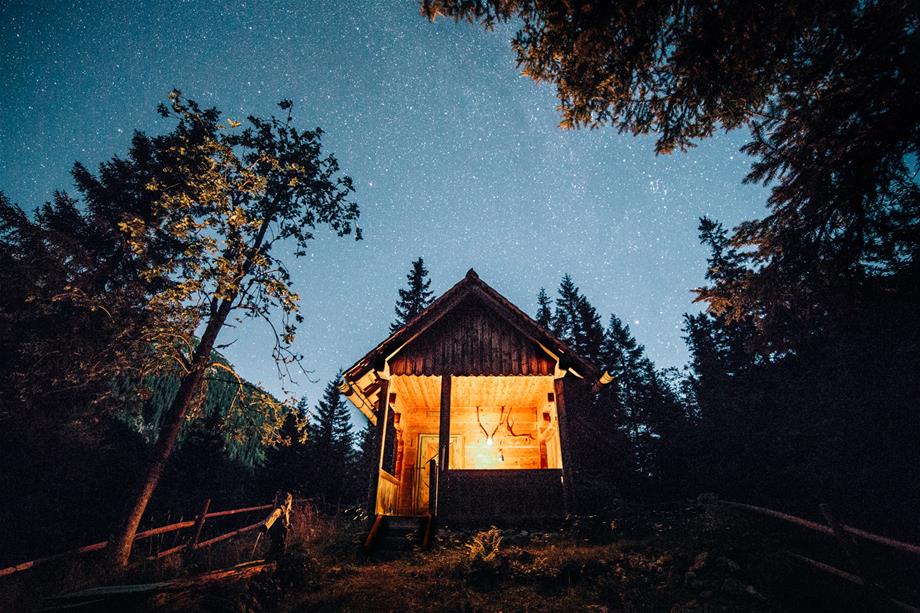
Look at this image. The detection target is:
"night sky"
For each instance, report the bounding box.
[1,1,768,420]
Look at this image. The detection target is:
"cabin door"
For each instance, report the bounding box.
[413,434,462,515]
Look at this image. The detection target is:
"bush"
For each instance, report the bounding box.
[464,526,502,562]
[462,527,508,591]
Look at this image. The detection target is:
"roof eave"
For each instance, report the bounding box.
[341,268,599,391]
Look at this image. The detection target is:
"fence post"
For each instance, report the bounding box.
[819,503,885,610]
[191,498,211,548]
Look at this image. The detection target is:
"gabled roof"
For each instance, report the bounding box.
[342,269,597,412]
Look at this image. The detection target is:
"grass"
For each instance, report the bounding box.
[6,499,918,611]
[272,501,790,612]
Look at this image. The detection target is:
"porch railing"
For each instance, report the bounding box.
[440,469,564,520]
[406,459,440,516]
[375,470,399,515]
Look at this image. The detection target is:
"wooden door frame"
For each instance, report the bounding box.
[414,433,463,515]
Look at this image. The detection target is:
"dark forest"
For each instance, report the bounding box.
[1,1,918,611]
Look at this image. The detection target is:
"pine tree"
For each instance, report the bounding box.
[390,257,434,333]
[550,275,604,362]
[573,294,604,365]
[356,420,375,468]
[308,373,354,454]
[305,373,356,506]
[535,287,552,328]
[598,313,688,481]
[601,314,648,434]
[551,274,579,343]
[538,273,689,494]
[350,420,377,502]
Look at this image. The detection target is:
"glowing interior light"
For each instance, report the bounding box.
[486,436,493,446]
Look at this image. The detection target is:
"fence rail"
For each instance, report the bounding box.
[0,498,295,579]
[719,499,920,556]
[718,498,920,612]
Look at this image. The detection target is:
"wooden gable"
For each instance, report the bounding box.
[388,295,555,377]
[343,270,599,422]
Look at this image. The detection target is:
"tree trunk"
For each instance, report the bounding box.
[108,300,233,569]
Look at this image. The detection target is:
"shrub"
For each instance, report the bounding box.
[464,526,502,562]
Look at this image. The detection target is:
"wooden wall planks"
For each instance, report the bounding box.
[389,297,555,376]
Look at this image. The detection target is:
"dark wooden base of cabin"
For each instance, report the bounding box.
[438,469,565,526]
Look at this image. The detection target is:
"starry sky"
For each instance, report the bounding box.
[1,0,769,420]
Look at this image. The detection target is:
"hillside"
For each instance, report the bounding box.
[27,500,918,612]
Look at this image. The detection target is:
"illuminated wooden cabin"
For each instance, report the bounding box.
[341,269,605,527]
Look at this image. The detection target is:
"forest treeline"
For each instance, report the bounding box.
[529,255,920,540]
[1,0,919,567]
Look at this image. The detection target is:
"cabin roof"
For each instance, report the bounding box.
[342,269,598,420]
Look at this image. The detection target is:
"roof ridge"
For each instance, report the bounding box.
[342,270,597,382]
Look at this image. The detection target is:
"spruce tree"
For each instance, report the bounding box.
[390,257,434,333]
[350,420,377,502]
[602,316,646,385]
[601,314,648,436]
[535,287,552,328]
[306,373,355,506]
[551,274,579,343]
[599,313,684,480]
[549,275,604,362]
[308,373,354,454]
[573,294,605,365]
[539,273,689,493]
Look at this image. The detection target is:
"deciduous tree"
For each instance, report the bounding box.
[108,91,361,567]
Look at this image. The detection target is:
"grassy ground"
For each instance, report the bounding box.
[274,503,785,613]
[142,500,815,612]
[7,500,918,612]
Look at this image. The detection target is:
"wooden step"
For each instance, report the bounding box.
[378,534,416,551]
[363,515,433,556]
[387,516,423,531]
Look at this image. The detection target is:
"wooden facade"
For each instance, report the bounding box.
[341,269,601,525]
[388,297,556,376]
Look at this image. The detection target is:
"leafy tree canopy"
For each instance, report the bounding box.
[105,90,361,566]
[425,0,920,348]
[0,127,184,427]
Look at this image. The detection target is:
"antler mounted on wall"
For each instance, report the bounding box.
[476,405,506,446]
[505,408,534,440]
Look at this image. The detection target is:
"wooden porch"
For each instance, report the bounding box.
[371,374,566,520]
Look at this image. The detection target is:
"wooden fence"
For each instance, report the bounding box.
[0,498,292,579]
[718,499,920,612]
